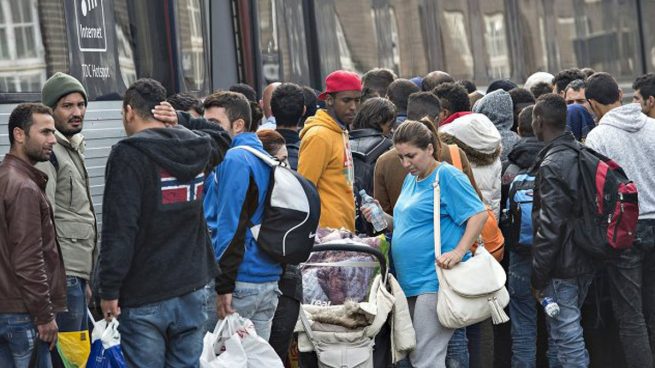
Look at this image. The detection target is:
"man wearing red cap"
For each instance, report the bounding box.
[298,70,362,232]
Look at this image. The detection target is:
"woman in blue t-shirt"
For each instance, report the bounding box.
[363,119,487,368]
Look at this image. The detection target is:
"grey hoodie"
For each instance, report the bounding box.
[585,103,655,219]
[473,89,520,162]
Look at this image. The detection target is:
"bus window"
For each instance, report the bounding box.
[114,0,137,89]
[311,1,376,78]
[256,0,310,86]
[174,0,210,94]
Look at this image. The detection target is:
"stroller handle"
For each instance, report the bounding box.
[310,243,387,277]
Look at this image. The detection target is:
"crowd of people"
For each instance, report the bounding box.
[0,64,654,368]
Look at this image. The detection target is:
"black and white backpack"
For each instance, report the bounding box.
[235,146,321,264]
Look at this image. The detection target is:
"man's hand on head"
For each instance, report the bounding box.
[152,101,178,127]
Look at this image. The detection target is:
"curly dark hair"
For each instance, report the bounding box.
[433,82,470,113]
[633,73,655,100]
[386,79,420,113]
[123,78,167,119]
[534,93,567,131]
[271,83,305,128]
[530,82,553,99]
[167,93,203,116]
[457,80,477,93]
[229,83,257,102]
[552,68,586,94]
[517,105,534,137]
[301,86,319,124]
[509,88,535,106]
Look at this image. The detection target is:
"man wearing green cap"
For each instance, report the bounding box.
[37,72,97,367]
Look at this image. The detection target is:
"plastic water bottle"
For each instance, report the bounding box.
[359,190,388,232]
[540,297,560,318]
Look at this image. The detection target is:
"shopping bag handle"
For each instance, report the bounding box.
[87,308,98,329]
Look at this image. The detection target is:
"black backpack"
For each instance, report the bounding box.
[351,136,392,235]
[235,146,321,264]
[351,137,392,196]
[556,143,639,259]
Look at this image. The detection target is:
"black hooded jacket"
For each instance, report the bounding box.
[501,136,545,210]
[507,137,545,171]
[98,126,219,307]
[530,133,596,290]
[177,111,232,171]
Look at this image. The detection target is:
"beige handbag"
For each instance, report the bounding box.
[433,167,510,329]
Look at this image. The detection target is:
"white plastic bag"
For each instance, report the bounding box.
[199,314,283,368]
[87,310,127,368]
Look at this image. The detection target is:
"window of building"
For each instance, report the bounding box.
[0,0,46,93]
[442,11,474,77]
[484,13,510,79]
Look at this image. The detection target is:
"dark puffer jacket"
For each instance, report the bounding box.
[530,133,596,290]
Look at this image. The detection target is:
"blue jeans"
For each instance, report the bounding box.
[118,288,207,368]
[229,281,280,340]
[52,276,88,367]
[544,275,593,368]
[607,219,655,368]
[56,277,88,332]
[508,250,560,368]
[0,313,52,368]
[446,327,469,368]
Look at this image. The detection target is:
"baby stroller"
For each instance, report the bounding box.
[296,240,415,368]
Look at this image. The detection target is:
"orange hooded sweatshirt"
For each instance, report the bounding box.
[298,109,355,232]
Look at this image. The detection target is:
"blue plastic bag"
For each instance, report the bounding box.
[86,311,127,368]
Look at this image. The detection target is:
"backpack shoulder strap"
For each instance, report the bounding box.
[287,142,300,151]
[49,151,59,171]
[508,174,531,206]
[233,145,280,167]
[448,144,462,171]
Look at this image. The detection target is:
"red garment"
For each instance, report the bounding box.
[439,111,473,127]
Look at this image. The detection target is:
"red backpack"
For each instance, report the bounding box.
[559,143,639,259]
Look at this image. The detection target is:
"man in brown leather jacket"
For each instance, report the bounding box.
[0,103,66,367]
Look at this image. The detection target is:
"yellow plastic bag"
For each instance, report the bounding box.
[56,330,91,368]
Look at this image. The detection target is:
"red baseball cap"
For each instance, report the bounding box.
[318,70,362,100]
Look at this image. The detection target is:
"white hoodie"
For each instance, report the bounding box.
[441,113,503,218]
[585,103,655,219]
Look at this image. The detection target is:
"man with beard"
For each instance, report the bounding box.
[0,103,66,367]
[37,73,98,367]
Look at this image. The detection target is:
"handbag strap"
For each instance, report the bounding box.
[433,166,442,259]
